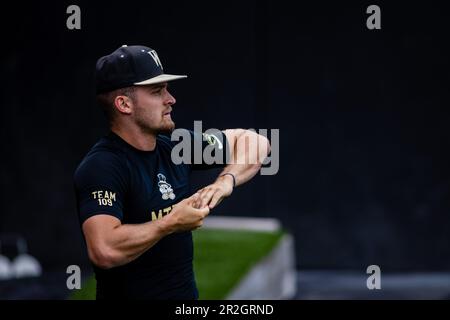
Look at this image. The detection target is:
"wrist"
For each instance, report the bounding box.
[219,173,235,190]
[158,214,176,235]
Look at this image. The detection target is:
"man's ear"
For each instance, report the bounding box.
[114,95,133,115]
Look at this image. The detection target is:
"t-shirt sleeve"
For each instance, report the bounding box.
[73,152,128,225]
[169,128,230,170]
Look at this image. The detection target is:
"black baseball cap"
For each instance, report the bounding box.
[95,45,187,94]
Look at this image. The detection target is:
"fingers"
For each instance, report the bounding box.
[172,197,210,232]
[195,182,230,209]
[195,205,210,217]
[189,192,201,209]
[191,206,210,230]
[187,196,210,217]
[176,192,209,214]
[208,192,223,209]
[199,188,215,208]
[192,190,203,209]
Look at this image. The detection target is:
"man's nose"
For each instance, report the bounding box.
[165,90,176,105]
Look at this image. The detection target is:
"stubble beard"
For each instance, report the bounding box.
[136,117,175,136]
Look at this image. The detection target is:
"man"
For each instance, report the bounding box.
[73,45,270,299]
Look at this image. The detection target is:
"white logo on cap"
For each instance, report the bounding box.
[148,50,163,69]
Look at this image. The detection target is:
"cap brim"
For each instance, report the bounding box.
[134,74,187,86]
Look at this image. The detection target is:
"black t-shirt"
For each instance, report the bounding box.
[73,129,228,299]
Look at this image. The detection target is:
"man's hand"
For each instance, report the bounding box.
[163,193,210,233]
[194,175,234,210]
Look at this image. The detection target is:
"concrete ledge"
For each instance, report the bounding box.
[203,216,281,232]
[203,216,297,300]
[226,234,297,300]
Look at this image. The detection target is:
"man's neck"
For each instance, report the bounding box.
[111,125,157,151]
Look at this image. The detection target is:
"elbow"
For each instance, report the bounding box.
[88,245,121,270]
[258,134,271,159]
[251,162,263,174]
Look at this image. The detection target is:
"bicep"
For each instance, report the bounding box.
[82,214,122,248]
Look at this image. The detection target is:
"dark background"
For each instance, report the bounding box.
[1,0,449,275]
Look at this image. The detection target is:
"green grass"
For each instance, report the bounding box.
[70,228,284,300]
[193,229,284,299]
[70,275,96,300]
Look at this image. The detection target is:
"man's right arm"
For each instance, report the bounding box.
[82,193,209,269]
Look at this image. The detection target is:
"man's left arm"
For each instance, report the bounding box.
[195,129,271,209]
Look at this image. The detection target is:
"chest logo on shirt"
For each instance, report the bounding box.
[157,173,176,200]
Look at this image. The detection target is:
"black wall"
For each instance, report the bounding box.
[1,1,449,272]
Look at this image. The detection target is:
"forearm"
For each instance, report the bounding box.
[194,130,271,209]
[89,195,209,269]
[94,218,172,269]
[221,130,270,186]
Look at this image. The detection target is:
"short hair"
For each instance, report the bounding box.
[96,86,137,124]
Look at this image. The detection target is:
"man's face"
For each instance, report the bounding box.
[132,82,176,134]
